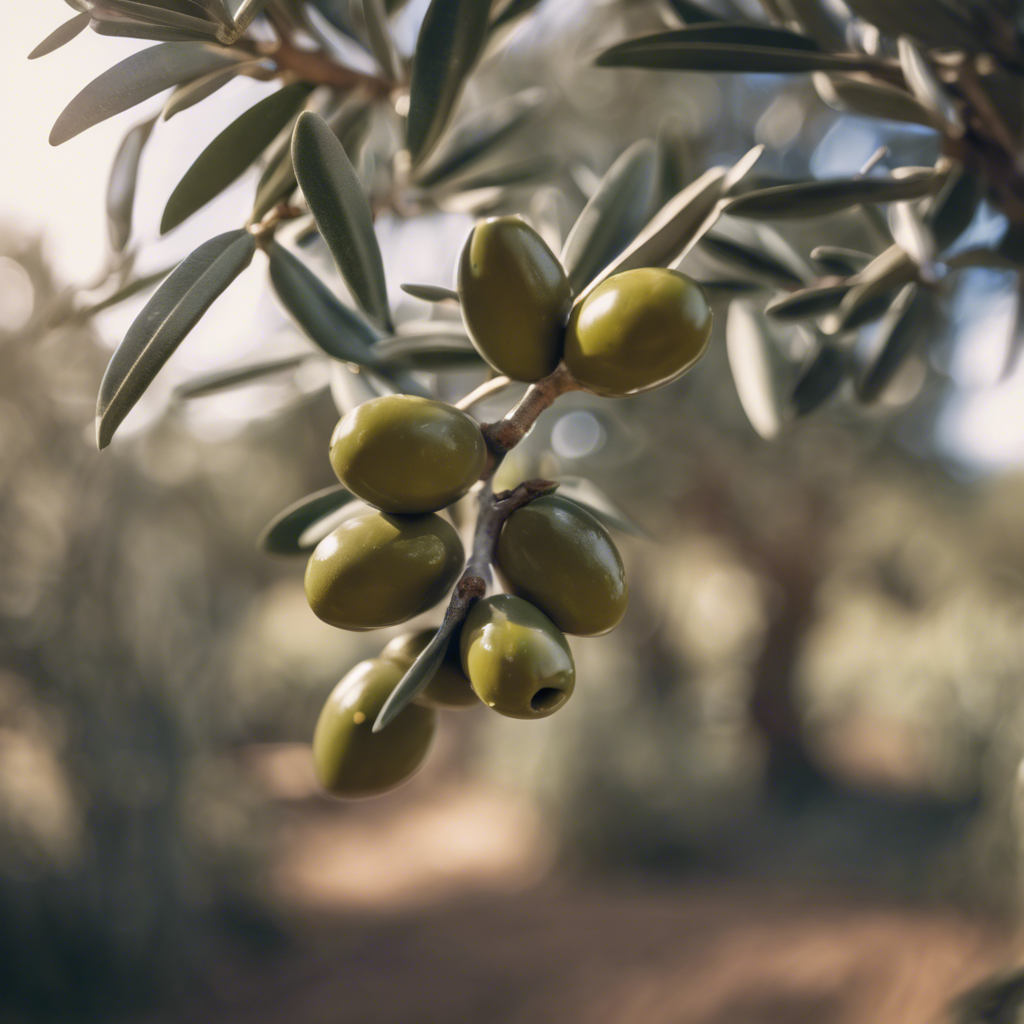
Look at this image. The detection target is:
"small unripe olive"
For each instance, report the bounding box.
[381,629,479,709]
[495,495,627,637]
[330,395,487,515]
[564,268,712,396]
[305,512,464,630]
[313,658,437,797]
[460,594,575,720]
[458,216,573,382]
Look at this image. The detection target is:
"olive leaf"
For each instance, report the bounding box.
[268,242,380,362]
[29,11,91,59]
[89,18,214,43]
[854,283,924,402]
[406,0,491,166]
[655,116,693,208]
[361,0,400,81]
[723,172,943,220]
[96,229,256,449]
[50,42,244,145]
[812,73,938,128]
[400,283,459,303]
[259,484,359,555]
[556,478,651,539]
[602,24,823,54]
[888,200,936,271]
[790,339,845,416]
[595,38,889,74]
[72,265,174,322]
[926,165,981,251]
[163,61,257,120]
[373,623,454,732]
[432,155,558,195]
[560,139,661,294]
[107,117,156,252]
[700,233,806,289]
[765,282,851,321]
[662,0,718,23]
[577,166,727,302]
[489,0,544,36]
[161,82,311,233]
[413,88,545,189]
[822,245,915,334]
[726,300,792,440]
[292,112,393,331]
[174,355,309,399]
[373,334,483,370]
[696,279,764,301]
[843,0,983,53]
[91,1,219,34]
[896,36,962,135]
[810,245,872,275]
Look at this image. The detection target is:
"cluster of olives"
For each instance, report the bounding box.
[306,216,713,799]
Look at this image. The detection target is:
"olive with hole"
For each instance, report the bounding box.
[381,628,479,709]
[313,658,437,797]
[330,395,487,514]
[460,594,575,719]
[495,495,627,636]
[458,216,573,382]
[305,511,464,630]
[565,268,712,396]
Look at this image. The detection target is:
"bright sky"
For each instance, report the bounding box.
[3,6,1023,469]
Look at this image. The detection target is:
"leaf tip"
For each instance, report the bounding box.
[95,416,110,451]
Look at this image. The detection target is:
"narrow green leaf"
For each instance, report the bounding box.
[92,1,219,34]
[268,242,380,362]
[292,111,393,331]
[73,266,174,322]
[695,279,764,301]
[413,88,545,189]
[89,18,214,42]
[822,245,915,334]
[888,200,936,269]
[560,139,660,294]
[198,0,233,26]
[490,0,544,35]
[854,283,924,402]
[96,229,256,448]
[812,73,938,128]
[926,164,981,251]
[106,117,155,252]
[726,301,792,440]
[843,0,983,52]
[437,156,557,194]
[161,82,312,233]
[810,245,872,275]
[361,0,400,81]
[29,11,90,59]
[897,36,962,135]
[765,282,851,321]
[603,24,822,53]
[163,61,254,119]
[596,40,891,74]
[723,172,943,220]
[373,623,452,732]
[373,334,483,370]
[700,234,805,288]
[174,355,309,399]
[50,42,243,145]
[406,0,491,165]
[577,166,727,302]
[655,116,692,208]
[790,340,845,415]
[259,484,358,555]
[400,283,459,303]
[662,0,718,23]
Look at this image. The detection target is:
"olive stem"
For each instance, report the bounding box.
[455,375,515,412]
[479,363,582,476]
[372,478,558,732]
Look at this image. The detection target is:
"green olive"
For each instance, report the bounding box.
[458,216,573,382]
[564,268,712,397]
[305,512,464,630]
[460,594,575,720]
[313,658,437,797]
[381,629,479,709]
[495,495,627,637]
[329,395,486,514]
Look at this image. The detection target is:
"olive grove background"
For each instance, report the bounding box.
[3,1,1024,1021]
